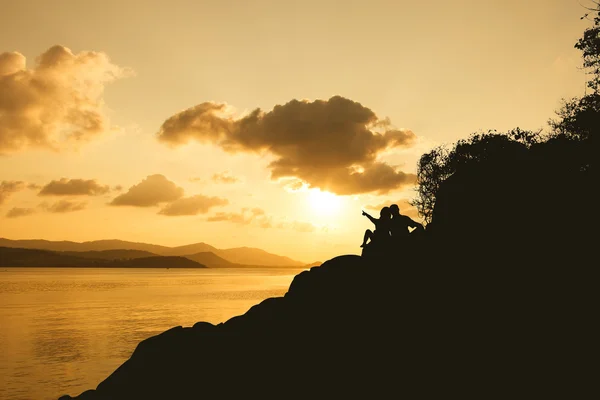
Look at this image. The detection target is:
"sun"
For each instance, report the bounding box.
[308,189,341,216]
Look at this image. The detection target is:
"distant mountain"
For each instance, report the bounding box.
[216,247,305,267]
[163,243,219,256]
[0,238,89,252]
[120,256,204,268]
[182,252,235,268]
[79,240,173,254]
[61,249,158,260]
[0,247,94,267]
[304,261,323,268]
[0,238,171,254]
[0,238,305,266]
[0,247,206,268]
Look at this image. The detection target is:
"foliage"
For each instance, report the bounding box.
[412,129,541,224]
[576,1,600,92]
[413,3,598,223]
[549,93,599,140]
[548,2,600,141]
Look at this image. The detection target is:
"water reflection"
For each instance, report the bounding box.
[0,267,305,400]
[33,328,90,364]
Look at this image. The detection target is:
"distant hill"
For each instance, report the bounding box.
[0,238,305,266]
[0,247,206,268]
[0,238,172,254]
[182,252,235,267]
[216,247,305,267]
[120,256,204,268]
[304,261,322,268]
[163,243,219,256]
[80,240,173,254]
[0,238,89,252]
[61,249,158,260]
[0,247,93,267]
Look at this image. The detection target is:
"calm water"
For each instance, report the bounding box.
[0,267,306,400]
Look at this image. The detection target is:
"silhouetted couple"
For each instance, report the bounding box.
[361,204,423,250]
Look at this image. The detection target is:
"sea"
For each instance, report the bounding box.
[0,267,306,400]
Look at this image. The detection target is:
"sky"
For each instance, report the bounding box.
[0,0,591,263]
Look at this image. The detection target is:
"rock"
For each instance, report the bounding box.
[58,133,594,399]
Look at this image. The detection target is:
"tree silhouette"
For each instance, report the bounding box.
[577,1,600,92]
[412,129,541,224]
[414,4,598,223]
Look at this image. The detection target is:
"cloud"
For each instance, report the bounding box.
[212,171,240,184]
[282,179,306,192]
[0,180,25,204]
[366,199,420,219]
[6,207,36,218]
[157,96,417,195]
[276,220,317,233]
[41,199,87,213]
[27,183,42,190]
[158,195,229,216]
[38,178,110,196]
[207,207,316,232]
[110,174,184,207]
[207,207,269,226]
[0,45,130,153]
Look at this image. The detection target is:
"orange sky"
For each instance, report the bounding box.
[0,0,590,262]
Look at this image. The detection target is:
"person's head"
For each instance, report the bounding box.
[390,204,400,216]
[380,206,391,219]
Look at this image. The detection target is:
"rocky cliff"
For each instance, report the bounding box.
[59,133,594,399]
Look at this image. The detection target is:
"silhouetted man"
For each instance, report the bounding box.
[389,204,423,245]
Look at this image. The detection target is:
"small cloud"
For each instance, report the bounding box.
[6,207,36,218]
[207,207,269,226]
[38,178,110,196]
[250,207,265,216]
[189,177,203,183]
[211,171,240,184]
[276,220,317,233]
[258,219,273,229]
[40,199,87,213]
[110,174,184,207]
[0,181,25,204]
[158,195,229,216]
[113,185,123,192]
[281,178,307,192]
[27,183,42,190]
[207,207,316,232]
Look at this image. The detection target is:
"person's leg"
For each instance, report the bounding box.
[361,229,373,247]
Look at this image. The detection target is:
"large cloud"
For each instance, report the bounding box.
[0,45,130,153]
[0,180,25,204]
[38,178,110,196]
[110,174,184,207]
[158,195,228,216]
[157,96,417,195]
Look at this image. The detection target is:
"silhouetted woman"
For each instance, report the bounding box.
[360,207,392,248]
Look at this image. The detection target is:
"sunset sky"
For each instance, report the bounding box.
[0,0,590,262]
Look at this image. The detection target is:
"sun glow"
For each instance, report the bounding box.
[308,189,341,216]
